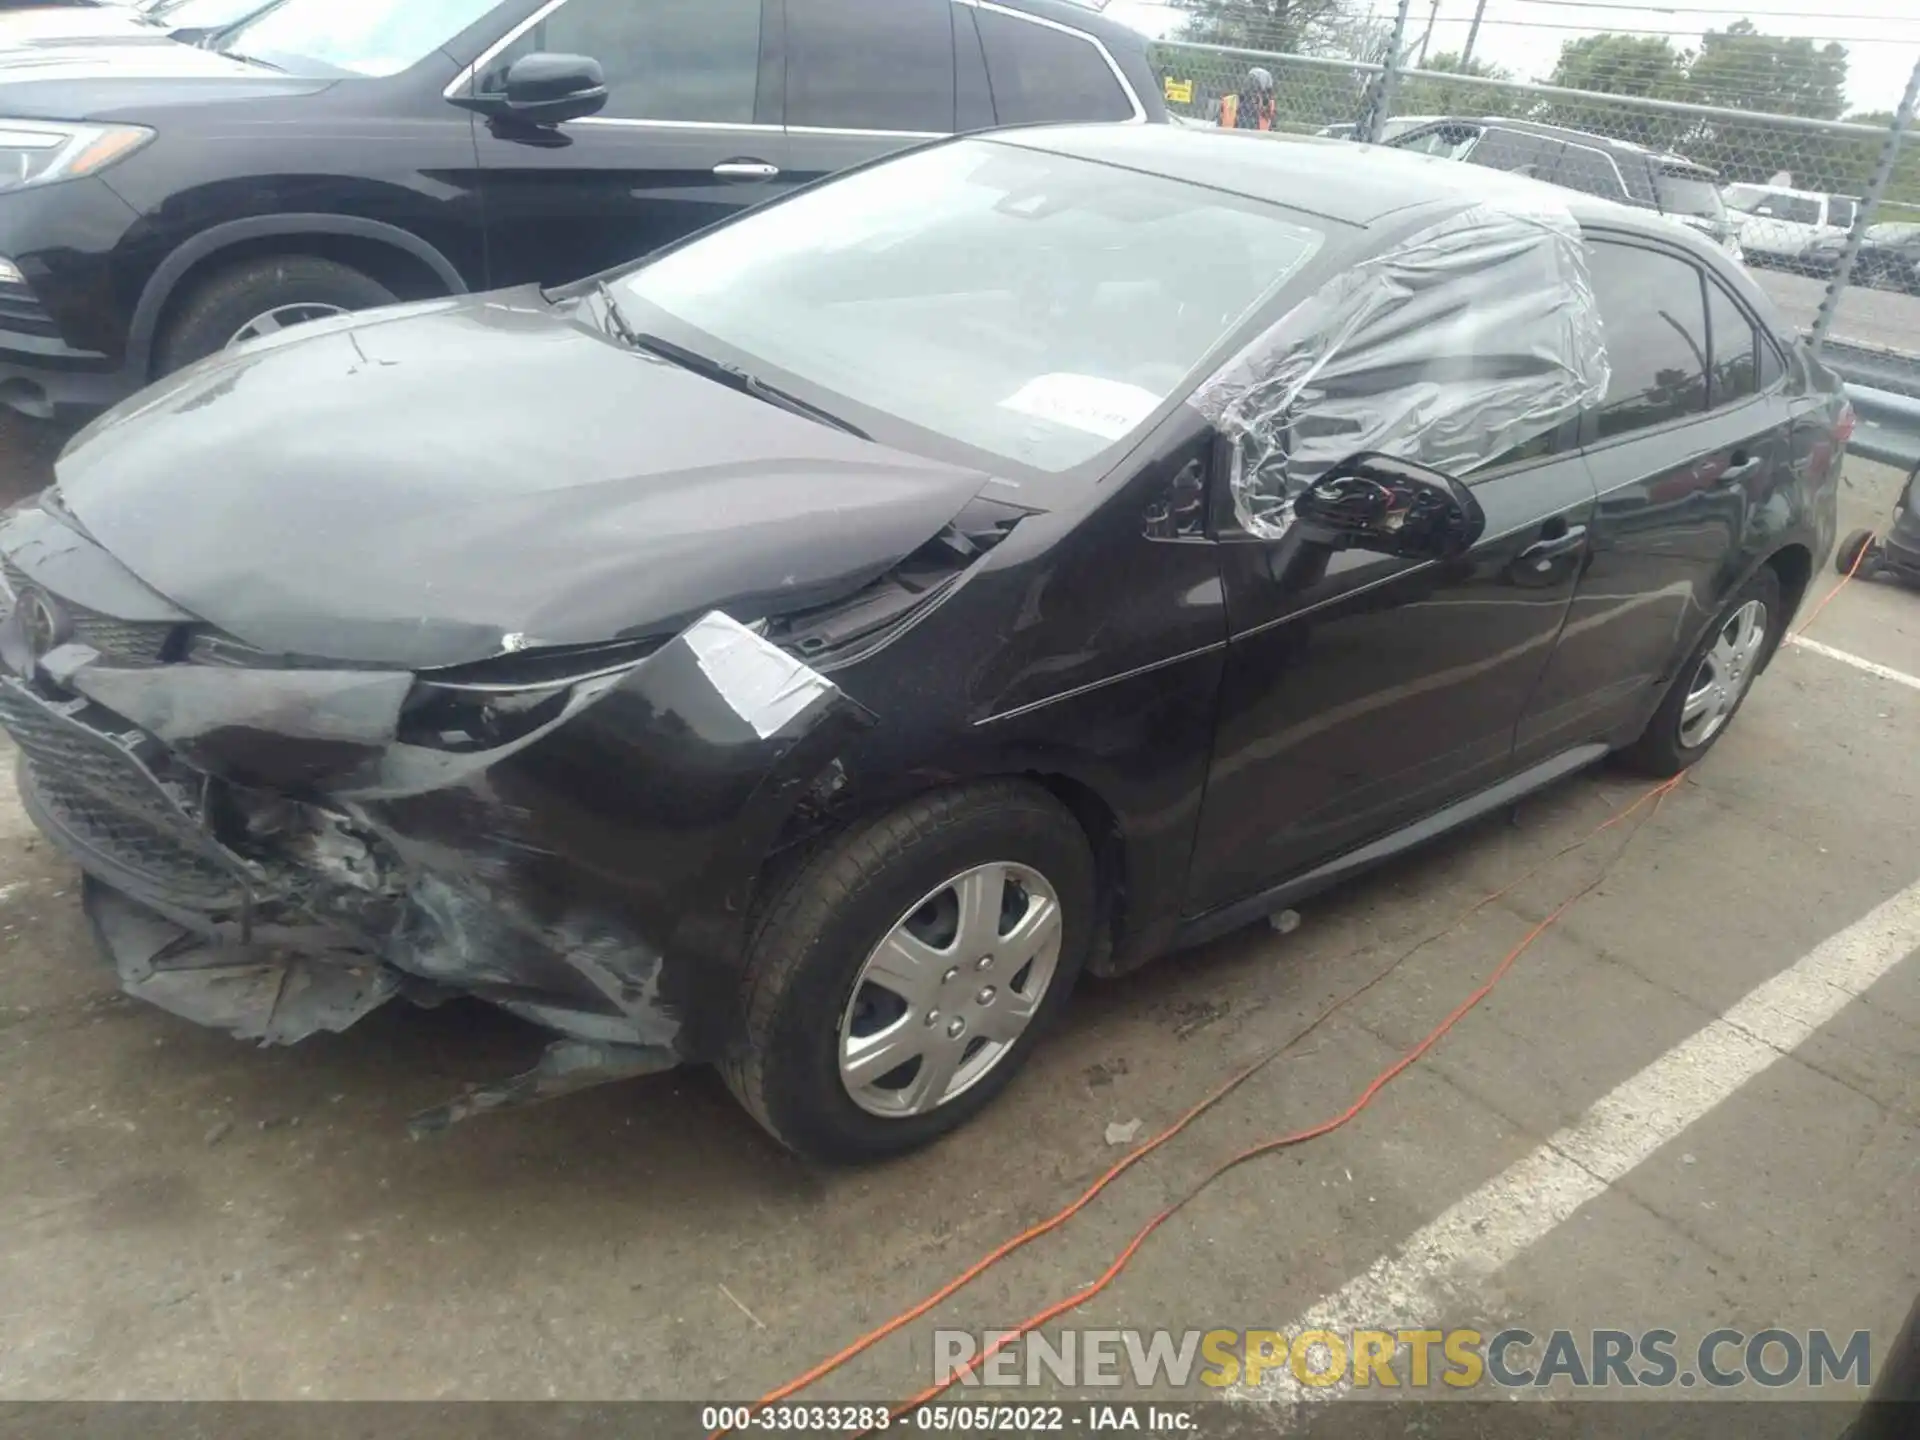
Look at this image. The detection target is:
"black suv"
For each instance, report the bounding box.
[1386,117,1740,258]
[0,0,1163,419]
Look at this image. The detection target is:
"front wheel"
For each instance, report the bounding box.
[1616,567,1781,777]
[155,255,398,376]
[722,782,1096,1164]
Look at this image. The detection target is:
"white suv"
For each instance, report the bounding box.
[1725,184,1858,270]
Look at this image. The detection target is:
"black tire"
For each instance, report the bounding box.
[721,781,1096,1164]
[1837,528,1878,577]
[1616,565,1782,778]
[155,255,398,376]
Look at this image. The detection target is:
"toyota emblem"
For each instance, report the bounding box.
[19,587,71,662]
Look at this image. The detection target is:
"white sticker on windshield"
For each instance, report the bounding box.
[998,374,1162,441]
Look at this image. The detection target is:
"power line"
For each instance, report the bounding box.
[1510,0,1917,17]
[1120,0,1920,30]
[1427,15,1905,39]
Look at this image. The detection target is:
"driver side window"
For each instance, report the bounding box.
[481,0,767,124]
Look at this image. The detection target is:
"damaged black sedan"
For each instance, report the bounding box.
[0,128,1845,1161]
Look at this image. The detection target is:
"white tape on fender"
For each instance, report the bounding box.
[682,612,836,740]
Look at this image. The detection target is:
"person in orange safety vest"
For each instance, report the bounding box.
[1217,67,1277,131]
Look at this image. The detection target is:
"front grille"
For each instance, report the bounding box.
[0,560,176,664]
[24,762,248,909]
[0,279,60,340]
[0,678,252,909]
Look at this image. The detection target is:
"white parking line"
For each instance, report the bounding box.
[1787,635,1920,692]
[1240,875,1920,1400]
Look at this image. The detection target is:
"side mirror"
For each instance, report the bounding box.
[471,53,608,127]
[1292,452,1485,561]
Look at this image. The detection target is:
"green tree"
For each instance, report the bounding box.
[1682,23,1851,187]
[1396,52,1518,120]
[1537,35,1691,149]
[1547,34,1690,101]
[1170,0,1350,55]
[1687,21,1847,121]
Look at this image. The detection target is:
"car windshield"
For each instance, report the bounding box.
[616,139,1327,474]
[1655,169,1725,222]
[216,0,498,77]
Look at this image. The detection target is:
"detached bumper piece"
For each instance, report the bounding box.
[83,875,401,1043]
[4,674,409,1043]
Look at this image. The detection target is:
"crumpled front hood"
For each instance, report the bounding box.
[53,289,997,668]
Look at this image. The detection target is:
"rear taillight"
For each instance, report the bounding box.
[1835,402,1857,445]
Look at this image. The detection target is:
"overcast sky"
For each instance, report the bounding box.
[1103,0,1920,113]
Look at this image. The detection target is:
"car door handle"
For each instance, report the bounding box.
[1518,523,1589,564]
[713,161,780,180]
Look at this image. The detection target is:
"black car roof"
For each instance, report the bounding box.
[989,124,1681,233]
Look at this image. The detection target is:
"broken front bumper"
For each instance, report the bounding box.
[0,557,869,1119]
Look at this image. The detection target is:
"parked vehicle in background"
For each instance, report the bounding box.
[1805,221,1920,293]
[1317,115,1436,143]
[1385,117,1742,259]
[1724,183,1858,271]
[0,0,268,49]
[0,130,1844,1160]
[0,0,1164,421]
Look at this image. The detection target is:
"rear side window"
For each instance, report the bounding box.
[1654,167,1725,222]
[487,0,765,124]
[1585,241,1709,439]
[1828,196,1858,229]
[1554,144,1625,200]
[1704,278,1762,407]
[972,8,1132,125]
[785,0,955,133]
[1467,128,1561,180]
[1397,124,1480,159]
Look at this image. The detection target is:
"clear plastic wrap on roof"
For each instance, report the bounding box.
[1189,199,1612,539]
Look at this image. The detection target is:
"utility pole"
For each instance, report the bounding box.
[1418,0,1440,65]
[1367,0,1415,143]
[1462,0,1489,65]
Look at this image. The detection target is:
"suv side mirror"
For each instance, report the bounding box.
[466,53,609,127]
[1292,452,1485,561]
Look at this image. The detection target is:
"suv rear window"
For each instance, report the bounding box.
[971,8,1133,125]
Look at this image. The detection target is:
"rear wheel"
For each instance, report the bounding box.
[1616,566,1780,777]
[156,256,398,376]
[722,782,1094,1164]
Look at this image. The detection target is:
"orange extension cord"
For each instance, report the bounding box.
[715,544,1872,1438]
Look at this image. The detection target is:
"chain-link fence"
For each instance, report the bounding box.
[1150,38,1920,392]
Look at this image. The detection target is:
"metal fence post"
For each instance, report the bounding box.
[1810,56,1920,355]
[1365,0,1415,144]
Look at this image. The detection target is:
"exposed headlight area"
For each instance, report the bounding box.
[398,635,668,754]
[0,121,155,195]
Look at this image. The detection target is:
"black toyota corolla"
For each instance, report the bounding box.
[0,128,1845,1162]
